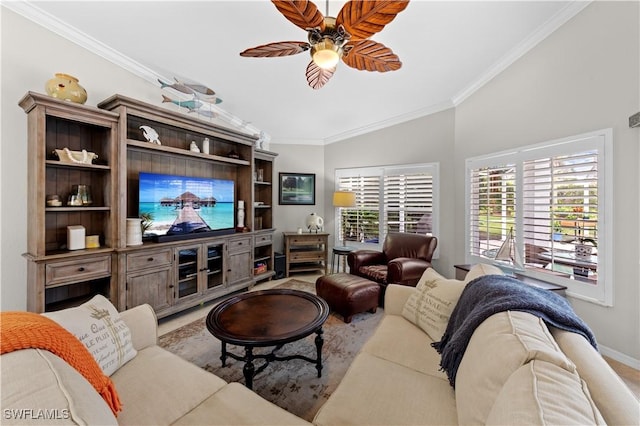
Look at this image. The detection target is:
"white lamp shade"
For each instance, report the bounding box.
[333,191,356,207]
[313,49,339,69]
[311,39,342,70]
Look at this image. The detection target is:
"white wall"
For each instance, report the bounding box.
[322,108,456,272]
[269,143,325,253]
[454,1,640,362]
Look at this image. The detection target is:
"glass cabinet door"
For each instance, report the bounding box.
[205,243,224,290]
[176,246,200,300]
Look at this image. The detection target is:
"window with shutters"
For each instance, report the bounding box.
[335,171,382,244]
[335,164,439,252]
[465,129,612,305]
[468,162,517,260]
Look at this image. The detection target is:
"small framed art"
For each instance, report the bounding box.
[279,173,315,205]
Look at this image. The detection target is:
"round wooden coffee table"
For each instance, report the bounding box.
[206,288,329,389]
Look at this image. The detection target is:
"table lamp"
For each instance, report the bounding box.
[333,191,356,247]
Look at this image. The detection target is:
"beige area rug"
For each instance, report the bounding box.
[158,279,384,421]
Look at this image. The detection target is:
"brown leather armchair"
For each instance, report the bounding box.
[347,232,437,303]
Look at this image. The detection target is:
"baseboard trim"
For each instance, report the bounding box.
[599,345,640,370]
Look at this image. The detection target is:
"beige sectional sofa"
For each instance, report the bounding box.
[1,303,309,426]
[314,283,640,425]
[2,270,638,425]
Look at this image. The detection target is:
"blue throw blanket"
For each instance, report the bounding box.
[431,274,597,387]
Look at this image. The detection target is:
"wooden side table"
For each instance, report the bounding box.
[283,232,329,277]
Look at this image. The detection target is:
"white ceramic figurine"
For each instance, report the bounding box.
[139,125,161,145]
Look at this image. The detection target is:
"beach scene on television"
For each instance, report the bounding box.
[139,172,235,236]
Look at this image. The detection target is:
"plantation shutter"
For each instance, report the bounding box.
[337,174,381,244]
[522,150,599,273]
[465,129,610,304]
[383,171,433,234]
[468,163,517,258]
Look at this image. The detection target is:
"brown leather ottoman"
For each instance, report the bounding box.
[315,273,380,323]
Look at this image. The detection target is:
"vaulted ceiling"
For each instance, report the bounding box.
[12,1,587,144]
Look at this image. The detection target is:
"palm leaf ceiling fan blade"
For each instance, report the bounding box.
[342,40,401,72]
[240,41,310,57]
[336,0,410,40]
[306,61,335,89]
[272,0,326,31]
[239,1,410,88]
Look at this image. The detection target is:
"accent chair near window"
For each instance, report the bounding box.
[347,232,437,304]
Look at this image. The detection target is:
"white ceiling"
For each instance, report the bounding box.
[15,1,588,144]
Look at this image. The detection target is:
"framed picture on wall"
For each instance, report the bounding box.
[279,173,315,205]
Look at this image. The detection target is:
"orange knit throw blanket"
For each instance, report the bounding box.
[0,311,122,416]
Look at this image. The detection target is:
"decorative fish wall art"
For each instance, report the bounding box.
[156,76,264,141]
[161,94,203,111]
[158,78,214,96]
[158,78,223,104]
[159,77,223,120]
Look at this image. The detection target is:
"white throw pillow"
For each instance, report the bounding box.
[464,263,504,283]
[415,267,446,290]
[43,295,137,376]
[402,269,465,341]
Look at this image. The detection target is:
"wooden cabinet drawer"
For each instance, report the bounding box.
[254,233,272,246]
[228,237,251,253]
[288,235,326,246]
[127,248,173,272]
[289,251,325,262]
[46,255,111,287]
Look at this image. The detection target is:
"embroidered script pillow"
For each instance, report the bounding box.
[43,295,137,376]
[402,272,466,341]
[415,267,447,290]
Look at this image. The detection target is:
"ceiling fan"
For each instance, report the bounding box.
[240,0,410,89]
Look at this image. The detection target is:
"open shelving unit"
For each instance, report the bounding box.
[20,92,119,312]
[252,149,278,282]
[22,92,278,316]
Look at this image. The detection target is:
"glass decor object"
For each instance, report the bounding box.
[45,73,87,104]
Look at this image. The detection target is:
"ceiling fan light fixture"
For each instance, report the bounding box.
[311,39,341,70]
[240,0,408,89]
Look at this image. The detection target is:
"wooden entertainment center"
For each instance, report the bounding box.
[20,92,277,318]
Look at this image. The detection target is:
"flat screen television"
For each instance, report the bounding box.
[138,172,235,239]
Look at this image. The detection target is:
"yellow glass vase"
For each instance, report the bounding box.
[45,73,87,104]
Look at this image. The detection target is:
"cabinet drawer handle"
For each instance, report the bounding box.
[147,257,154,262]
[78,267,85,272]
[169,285,174,288]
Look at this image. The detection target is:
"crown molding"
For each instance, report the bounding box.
[6,0,592,146]
[322,100,455,145]
[317,1,591,146]
[4,1,158,80]
[452,1,592,106]
[271,138,326,146]
[4,1,265,139]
